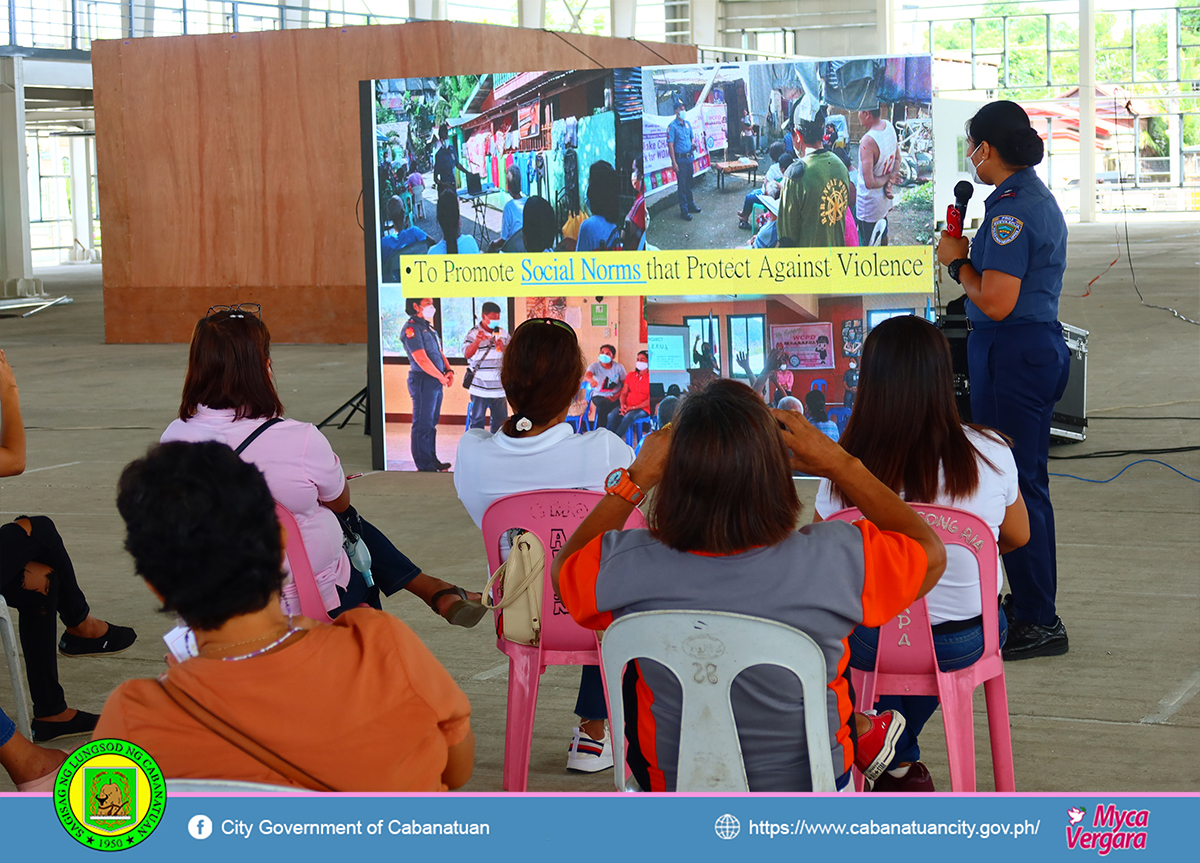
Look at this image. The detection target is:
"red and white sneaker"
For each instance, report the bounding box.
[854,710,907,782]
[566,725,614,773]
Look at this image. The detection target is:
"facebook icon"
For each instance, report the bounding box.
[188,814,213,840]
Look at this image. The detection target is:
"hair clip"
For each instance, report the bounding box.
[515,417,533,432]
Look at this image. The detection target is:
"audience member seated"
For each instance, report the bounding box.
[575,161,622,252]
[655,395,679,427]
[805,389,841,442]
[778,395,803,413]
[521,195,558,253]
[1,705,66,791]
[98,442,474,791]
[624,156,646,251]
[429,190,481,254]
[607,350,651,440]
[814,315,1027,792]
[406,166,427,219]
[161,306,485,626]
[737,142,787,229]
[499,165,526,244]
[584,345,626,430]
[552,380,945,791]
[455,318,635,774]
[0,350,137,743]
[381,196,427,261]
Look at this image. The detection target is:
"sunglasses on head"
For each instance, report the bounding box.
[516,317,576,336]
[205,303,262,320]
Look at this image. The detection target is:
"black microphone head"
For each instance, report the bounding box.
[954,180,975,205]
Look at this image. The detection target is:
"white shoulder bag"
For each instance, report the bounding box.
[482,532,546,645]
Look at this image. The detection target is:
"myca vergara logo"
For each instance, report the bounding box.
[1065,804,1149,855]
[54,739,166,851]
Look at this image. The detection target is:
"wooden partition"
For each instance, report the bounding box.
[92,23,694,343]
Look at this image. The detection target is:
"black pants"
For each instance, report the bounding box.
[591,395,620,430]
[0,517,91,717]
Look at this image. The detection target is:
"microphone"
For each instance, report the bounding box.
[946,180,974,238]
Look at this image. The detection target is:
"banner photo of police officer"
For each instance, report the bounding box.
[365,71,648,472]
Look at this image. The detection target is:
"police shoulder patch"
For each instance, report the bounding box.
[991,215,1023,245]
[404,326,415,339]
[998,188,1017,199]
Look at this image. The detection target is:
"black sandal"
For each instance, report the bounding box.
[429,586,488,628]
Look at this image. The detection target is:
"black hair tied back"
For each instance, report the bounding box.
[968,100,1044,168]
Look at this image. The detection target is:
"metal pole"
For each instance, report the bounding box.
[1129,10,1136,82]
[1002,16,1009,88]
[181,0,187,35]
[71,0,78,49]
[1045,14,1052,86]
[970,17,977,90]
[127,0,134,38]
[8,0,16,47]
[1079,0,1097,222]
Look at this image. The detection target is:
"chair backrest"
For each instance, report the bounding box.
[275,502,333,624]
[480,489,646,652]
[827,406,851,434]
[824,504,1000,670]
[810,378,827,393]
[601,610,836,792]
[166,779,304,793]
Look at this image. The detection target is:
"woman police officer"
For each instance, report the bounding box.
[936,100,1071,661]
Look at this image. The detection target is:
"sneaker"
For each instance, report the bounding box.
[59,623,137,657]
[854,710,906,782]
[566,725,614,773]
[871,760,935,792]
[1003,617,1069,660]
[31,710,99,743]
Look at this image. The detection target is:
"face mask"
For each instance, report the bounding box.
[487,319,501,331]
[421,305,436,321]
[635,361,648,371]
[966,142,984,184]
[599,354,612,365]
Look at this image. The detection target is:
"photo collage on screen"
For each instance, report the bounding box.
[366,57,935,471]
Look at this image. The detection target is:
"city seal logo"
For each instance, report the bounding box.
[54,739,165,851]
[991,215,1023,245]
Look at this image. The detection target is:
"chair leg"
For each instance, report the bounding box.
[983,675,1016,791]
[938,679,978,792]
[502,651,542,793]
[0,610,33,739]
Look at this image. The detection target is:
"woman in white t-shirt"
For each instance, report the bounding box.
[812,315,1029,792]
[455,317,634,775]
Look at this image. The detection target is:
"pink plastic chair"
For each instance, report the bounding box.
[826,504,1015,792]
[275,502,333,625]
[481,489,647,792]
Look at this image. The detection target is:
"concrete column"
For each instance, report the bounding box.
[610,0,636,38]
[690,0,720,48]
[68,135,92,257]
[518,0,546,30]
[1166,9,1181,187]
[408,0,445,21]
[1078,0,1096,222]
[0,57,39,295]
[876,0,893,54]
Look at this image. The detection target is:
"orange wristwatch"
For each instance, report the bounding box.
[604,467,646,505]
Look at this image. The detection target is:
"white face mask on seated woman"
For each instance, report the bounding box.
[598,353,613,365]
[635,361,648,371]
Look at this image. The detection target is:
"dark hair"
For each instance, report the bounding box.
[967,100,1044,167]
[522,196,557,252]
[387,195,407,229]
[599,344,616,356]
[793,104,828,149]
[437,189,460,254]
[406,297,433,316]
[636,350,648,360]
[651,379,799,553]
[117,442,285,631]
[586,160,620,224]
[830,315,1003,508]
[506,164,522,196]
[481,301,501,316]
[179,311,284,421]
[768,140,785,163]
[777,151,795,171]
[831,146,852,170]
[804,389,828,423]
[861,107,881,120]
[500,320,585,435]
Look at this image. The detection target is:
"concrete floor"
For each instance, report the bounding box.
[1,217,1197,792]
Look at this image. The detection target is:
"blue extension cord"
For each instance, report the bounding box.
[1050,458,1199,484]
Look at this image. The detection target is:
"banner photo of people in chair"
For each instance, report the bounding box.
[361,56,935,471]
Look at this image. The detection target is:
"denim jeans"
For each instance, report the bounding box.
[468,396,508,433]
[0,705,15,747]
[0,517,91,717]
[574,665,607,722]
[331,516,422,618]
[607,408,649,441]
[848,606,1008,767]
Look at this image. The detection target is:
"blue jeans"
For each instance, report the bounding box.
[574,665,607,722]
[849,607,1008,767]
[607,408,649,441]
[408,372,444,471]
[0,706,15,747]
[332,516,423,617]
[468,396,508,433]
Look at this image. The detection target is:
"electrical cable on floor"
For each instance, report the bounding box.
[1090,416,1199,421]
[1049,445,1200,460]
[1091,400,1198,412]
[1050,459,1199,484]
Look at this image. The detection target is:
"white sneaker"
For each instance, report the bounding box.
[566,724,614,773]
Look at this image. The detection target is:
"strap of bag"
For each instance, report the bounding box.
[157,677,335,792]
[234,417,284,455]
[481,532,544,610]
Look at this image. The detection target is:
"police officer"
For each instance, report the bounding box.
[937,100,1071,660]
[667,99,701,221]
[401,297,453,471]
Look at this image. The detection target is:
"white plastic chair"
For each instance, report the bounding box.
[600,610,837,792]
[166,779,305,793]
[0,596,33,738]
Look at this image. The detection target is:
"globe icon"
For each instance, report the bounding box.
[714,813,740,840]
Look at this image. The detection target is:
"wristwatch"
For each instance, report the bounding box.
[947,258,972,284]
[604,467,646,506]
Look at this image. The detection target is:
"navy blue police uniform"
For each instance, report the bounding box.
[668,113,698,217]
[401,313,448,471]
[967,166,1071,630]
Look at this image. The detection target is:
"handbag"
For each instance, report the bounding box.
[157,678,335,791]
[461,337,495,390]
[481,531,545,645]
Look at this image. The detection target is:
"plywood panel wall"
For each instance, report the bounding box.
[93,22,695,343]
